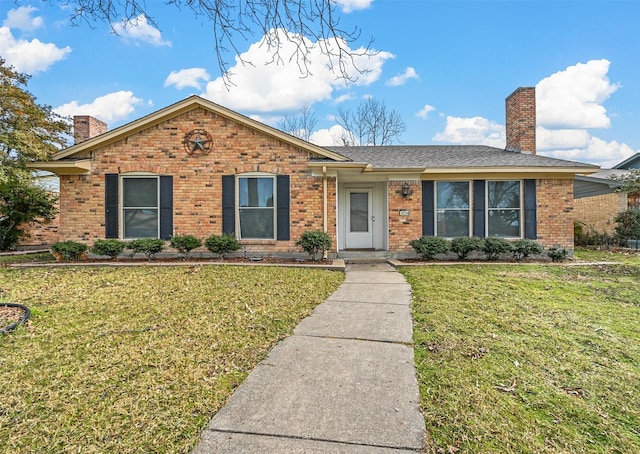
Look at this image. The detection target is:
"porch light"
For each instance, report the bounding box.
[402,182,410,197]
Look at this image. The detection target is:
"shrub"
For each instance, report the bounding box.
[91,239,126,260]
[482,237,511,260]
[450,237,483,260]
[511,239,544,261]
[204,234,241,259]
[614,210,640,241]
[127,238,165,261]
[170,234,202,259]
[51,240,88,261]
[296,230,331,261]
[410,236,450,260]
[548,246,569,262]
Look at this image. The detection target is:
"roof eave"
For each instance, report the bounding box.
[52,96,350,162]
[26,159,91,175]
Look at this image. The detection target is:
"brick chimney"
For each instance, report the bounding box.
[73,116,108,144]
[505,87,536,154]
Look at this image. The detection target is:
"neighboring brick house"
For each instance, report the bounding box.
[574,153,640,234]
[27,88,598,256]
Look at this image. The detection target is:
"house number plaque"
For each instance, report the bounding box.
[399,209,410,216]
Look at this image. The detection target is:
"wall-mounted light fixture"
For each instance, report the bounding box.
[402,182,411,197]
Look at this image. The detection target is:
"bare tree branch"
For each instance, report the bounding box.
[336,98,406,146]
[277,105,318,141]
[36,0,374,85]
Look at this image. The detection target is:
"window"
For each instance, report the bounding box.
[436,181,470,237]
[487,180,521,237]
[122,176,159,238]
[238,176,275,239]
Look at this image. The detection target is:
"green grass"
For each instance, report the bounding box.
[0,265,343,453]
[402,258,640,453]
[0,252,55,265]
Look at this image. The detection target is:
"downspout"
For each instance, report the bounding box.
[323,166,328,259]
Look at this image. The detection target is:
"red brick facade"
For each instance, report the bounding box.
[535,178,574,248]
[56,107,336,254]
[23,96,585,254]
[574,192,628,234]
[388,180,423,251]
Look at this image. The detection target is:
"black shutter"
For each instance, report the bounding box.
[159,176,173,240]
[422,181,434,236]
[276,175,290,241]
[524,179,537,239]
[222,175,235,235]
[473,180,486,237]
[105,173,118,238]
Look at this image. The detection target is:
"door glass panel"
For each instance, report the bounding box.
[350,192,369,232]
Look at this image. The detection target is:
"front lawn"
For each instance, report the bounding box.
[0,265,343,453]
[402,259,640,453]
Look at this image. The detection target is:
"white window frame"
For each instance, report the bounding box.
[236,173,277,240]
[434,181,471,238]
[120,173,160,239]
[485,180,523,238]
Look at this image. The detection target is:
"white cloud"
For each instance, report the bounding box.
[430,59,635,167]
[54,91,143,123]
[3,6,43,31]
[416,104,436,119]
[537,127,590,151]
[386,67,418,86]
[202,29,393,113]
[334,0,373,13]
[112,15,171,47]
[537,59,619,129]
[0,26,71,74]
[540,136,637,168]
[309,124,352,146]
[433,116,505,147]
[164,67,210,90]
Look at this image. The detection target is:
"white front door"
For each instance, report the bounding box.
[345,189,373,249]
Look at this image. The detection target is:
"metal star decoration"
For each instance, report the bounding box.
[184,129,213,156]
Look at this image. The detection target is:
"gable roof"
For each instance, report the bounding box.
[613,152,640,170]
[316,145,599,175]
[49,95,350,163]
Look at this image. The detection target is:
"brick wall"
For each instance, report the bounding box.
[17,199,60,247]
[58,107,336,253]
[505,87,536,154]
[388,180,423,251]
[535,178,574,249]
[574,192,627,234]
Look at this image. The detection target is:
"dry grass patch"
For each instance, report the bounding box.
[402,260,640,453]
[0,265,343,453]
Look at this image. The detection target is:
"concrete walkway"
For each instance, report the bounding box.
[192,263,426,453]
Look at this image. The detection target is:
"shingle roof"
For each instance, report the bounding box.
[324,145,599,170]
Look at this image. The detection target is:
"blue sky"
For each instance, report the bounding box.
[1,0,638,167]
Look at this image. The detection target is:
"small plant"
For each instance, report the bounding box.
[91,239,126,260]
[482,237,512,260]
[410,236,450,260]
[205,234,241,259]
[127,238,165,261]
[170,234,202,260]
[450,237,483,260]
[614,210,640,242]
[511,239,544,261]
[548,246,569,262]
[50,240,88,261]
[296,230,332,261]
